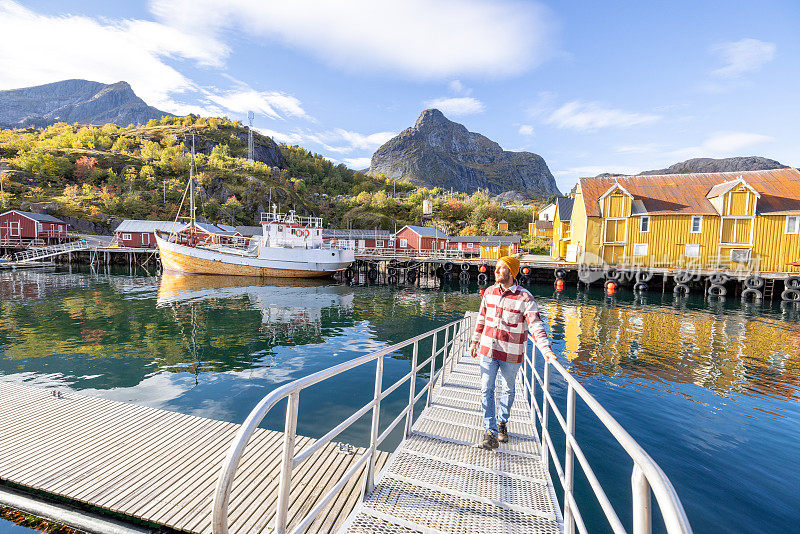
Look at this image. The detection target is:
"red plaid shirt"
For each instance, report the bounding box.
[471,282,555,364]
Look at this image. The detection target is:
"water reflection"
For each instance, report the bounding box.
[157,274,354,344]
[543,291,800,404]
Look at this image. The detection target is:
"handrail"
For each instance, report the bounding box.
[211,315,472,534]
[522,335,692,534]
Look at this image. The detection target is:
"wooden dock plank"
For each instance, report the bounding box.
[0,383,389,534]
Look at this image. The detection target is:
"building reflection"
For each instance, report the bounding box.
[544,298,800,402]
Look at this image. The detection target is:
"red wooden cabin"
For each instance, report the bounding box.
[393,225,449,253]
[0,210,68,244]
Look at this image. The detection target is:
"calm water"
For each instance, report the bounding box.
[0,267,798,533]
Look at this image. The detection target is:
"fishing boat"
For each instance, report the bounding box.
[154,134,353,278]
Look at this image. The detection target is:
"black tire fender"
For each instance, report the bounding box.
[708,283,727,296]
[740,288,762,301]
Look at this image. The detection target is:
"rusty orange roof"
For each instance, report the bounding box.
[579,168,800,216]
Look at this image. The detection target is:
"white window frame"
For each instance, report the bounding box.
[684,244,700,258]
[467,242,473,249]
[122,233,132,240]
[633,243,648,256]
[640,216,650,233]
[9,221,20,236]
[690,216,703,233]
[399,238,407,248]
[730,248,751,263]
[604,217,627,244]
[785,215,799,235]
[376,240,384,248]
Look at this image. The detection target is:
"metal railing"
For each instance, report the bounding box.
[521,333,692,534]
[210,315,473,534]
[13,239,89,263]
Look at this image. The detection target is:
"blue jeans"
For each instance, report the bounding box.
[480,356,521,435]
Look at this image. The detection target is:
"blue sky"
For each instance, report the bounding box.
[1,0,798,194]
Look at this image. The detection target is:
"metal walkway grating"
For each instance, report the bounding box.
[340,352,562,534]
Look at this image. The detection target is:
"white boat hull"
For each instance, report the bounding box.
[155,234,353,277]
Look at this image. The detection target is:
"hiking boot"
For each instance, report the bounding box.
[498,422,509,443]
[477,431,499,450]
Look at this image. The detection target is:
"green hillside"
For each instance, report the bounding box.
[0,115,546,246]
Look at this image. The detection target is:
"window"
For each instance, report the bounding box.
[690,216,702,233]
[786,216,799,234]
[684,244,700,258]
[376,240,384,248]
[730,248,751,263]
[122,233,131,240]
[633,243,648,256]
[400,238,407,248]
[640,216,650,233]
[467,243,473,249]
[604,219,626,243]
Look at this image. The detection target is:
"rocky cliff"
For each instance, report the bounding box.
[0,79,168,128]
[641,156,787,175]
[368,109,560,198]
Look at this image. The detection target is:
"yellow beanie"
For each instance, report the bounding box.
[498,256,520,278]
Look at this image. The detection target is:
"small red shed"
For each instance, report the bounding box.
[114,220,183,248]
[0,210,68,244]
[393,225,449,253]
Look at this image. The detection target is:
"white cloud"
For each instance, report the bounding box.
[204,88,308,120]
[546,101,660,131]
[423,97,485,116]
[554,165,640,178]
[615,143,663,154]
[256,127,395,154]
[711,38,776,78]
[448,80,472,95]
[525,91,558,119]
[0,1,227,111]
[518,124,535,136]
[256,128,306,145]
[150,0,557,79]
[671,131,773,160]
[343,157,372,170]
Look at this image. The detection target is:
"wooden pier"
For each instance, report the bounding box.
[0,382,388,533]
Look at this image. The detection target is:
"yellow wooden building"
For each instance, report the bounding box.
[562,168,800,272]
[528,220,553,238]
[479,236,521,259]
[550,197,574,260]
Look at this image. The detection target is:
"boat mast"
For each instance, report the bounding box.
[190,131,196,244]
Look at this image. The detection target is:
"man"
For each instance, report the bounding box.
[470,256,558,450]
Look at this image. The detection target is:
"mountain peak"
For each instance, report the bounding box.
[414,108,448,129]
[369,110,560,198]
[0,79,167,128]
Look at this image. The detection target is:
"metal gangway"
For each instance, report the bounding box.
[12,239,89,264]
[212,313,692,534]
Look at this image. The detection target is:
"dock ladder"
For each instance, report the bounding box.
[211,313,692,534]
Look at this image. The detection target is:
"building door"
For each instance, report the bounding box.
[603,245,625,265]
[358,239,365,250]
[9,221,20,237]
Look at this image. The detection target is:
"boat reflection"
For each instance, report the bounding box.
[157,274,354,342]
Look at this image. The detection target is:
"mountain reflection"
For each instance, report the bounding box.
[544,297,800,402]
